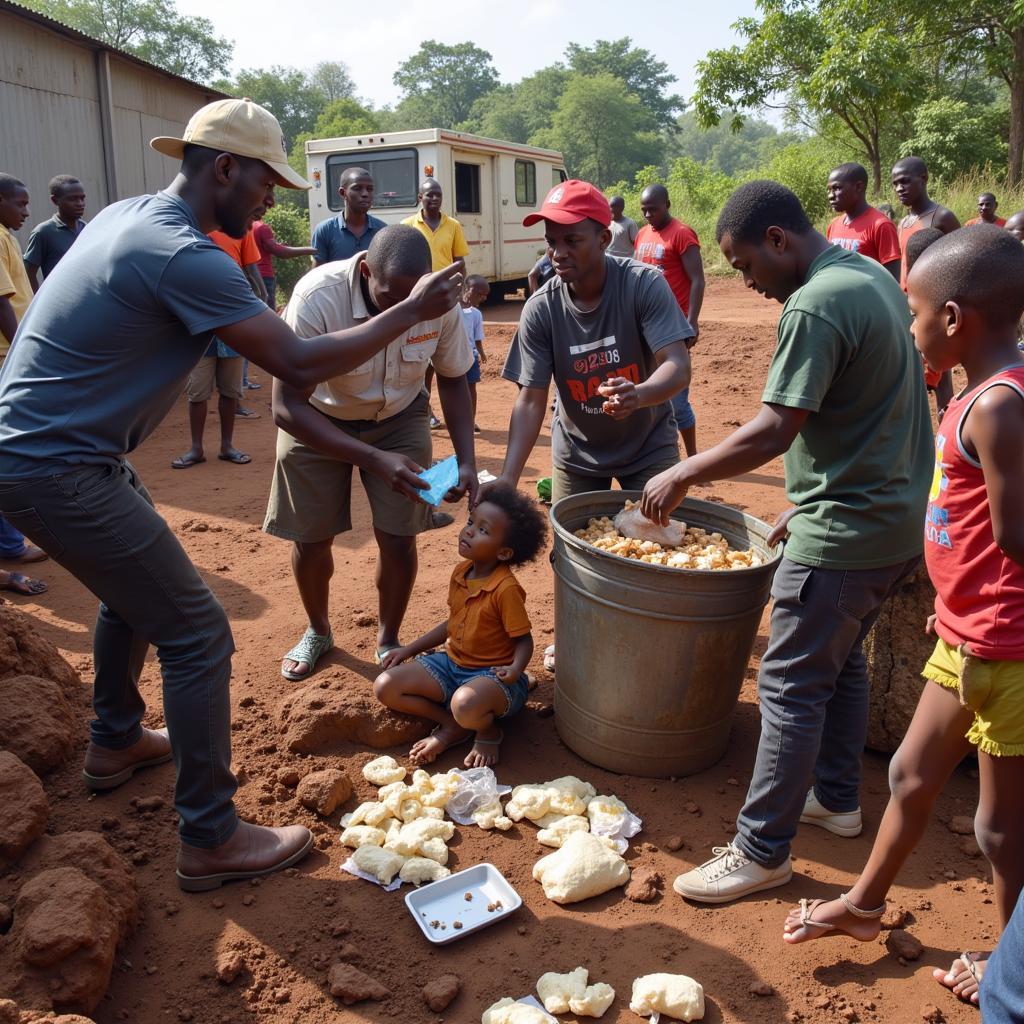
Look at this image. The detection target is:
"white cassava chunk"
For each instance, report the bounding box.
[385,817,454,857]
[533,812,567,829]
[537,966,588,1013]
[547,789,586,816]
[399,798,423,822]
[419,836,449,865]
[421,771,460,808]
[532,831,630,904]
[587,795,628,831]
[380,781,410,817]
[339,825,386,849]
[571,982,616,1018]
[398,856,450,886]
[481,997,551,1024]
[536,814,590,848]
[629,974,704,1021]
[473,799,505,829]
[362,755,407,786]
[420,805,444,820]
[351,844,405,885]
[546,775,597,802]
[505,784,553,822]
[348,800,394,828]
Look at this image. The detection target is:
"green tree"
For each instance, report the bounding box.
[309,60,357,103]
[392,40,500,128]
[903,97,1009,182]
[532,73,662,188]
[693,0,932,193]
[24,0,231,79]
[565,38,683,133]
[224,66,327,148]
[464,66,570,141]
[665,112,799,177]
[262,204,311,305]
[288,97,381,190]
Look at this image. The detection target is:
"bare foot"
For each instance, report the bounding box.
[933,952,987,1005]
[464,727,503,769]
[783,897,883,944]
[409,722,472,766]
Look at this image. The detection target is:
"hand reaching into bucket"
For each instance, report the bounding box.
[766,506,798,547]
[641,464,691,526]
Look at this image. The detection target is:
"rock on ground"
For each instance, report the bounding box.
[886,928,924,961]
[296,769,353,816]
[0,674,77,775]
[863,564,933,753]
[278,680,429,754]
[0,604,84,701]
[0,752,49,869]
[422,974,462,1012]
[327,963,390,1004]
[625,867,664,903]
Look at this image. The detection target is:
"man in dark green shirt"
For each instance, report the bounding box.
[643,180,931,905]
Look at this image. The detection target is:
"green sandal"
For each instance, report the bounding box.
[281,627,334,681]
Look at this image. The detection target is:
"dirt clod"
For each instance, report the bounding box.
[880,905,910,930]
[0,674,77,775]
[664,834,685,851]
[886,928,924,961]
[920,1003,945,1023]
[296,768,353,815]
[0,751,49,869]
[625,867,664,903]
[422,974,461,1012]
[216,951,245,984]
[327,963,390,1005]
[749,981,774,997]
[948,816,974,836]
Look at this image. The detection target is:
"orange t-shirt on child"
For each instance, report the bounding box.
[208,229,261,268]
[444,561,531,669]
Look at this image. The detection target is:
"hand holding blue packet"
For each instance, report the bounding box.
[417,455,460,506]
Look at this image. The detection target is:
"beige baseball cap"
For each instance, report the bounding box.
[151,97,309,190]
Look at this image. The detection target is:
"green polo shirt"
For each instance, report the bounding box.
[762,245,932,570]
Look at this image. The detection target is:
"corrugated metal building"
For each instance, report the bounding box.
[0,0,225,235]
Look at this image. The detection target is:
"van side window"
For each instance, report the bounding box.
[553,167,568,186]
[515,160,537,206]
[325,148,418,209]
[455,162,481,214]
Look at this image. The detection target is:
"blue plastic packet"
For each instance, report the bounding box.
[417,455,460,506]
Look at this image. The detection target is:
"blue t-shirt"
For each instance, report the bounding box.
[311,213,387,265]
[460,305,484,356]
[0,192,267,475]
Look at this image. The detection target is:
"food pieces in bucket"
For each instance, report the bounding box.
[399,856,451,886]
[532,832,630,904]
[574,500,763,570]
[362,755,407,786]
[536,814,589,848]
[614,504,687,547]
[351,844,405,885]
[340,824,386,849]
[482,998,552,1024]
[629,973,705,1021]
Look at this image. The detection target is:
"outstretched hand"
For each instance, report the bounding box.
[407,264,464,321]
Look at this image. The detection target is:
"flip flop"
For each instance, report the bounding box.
[172,453,206,469]
[0,571,47,596]
[373,643,400,666]
[217,450,252,465]
[281,628,334,681]
[543,644,555,672]
[235,407,260,419]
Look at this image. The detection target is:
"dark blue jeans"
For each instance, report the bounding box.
[981,886,1024,1022]
[0,515,27,558]
[734,555,920,868]
[0,461,238,847]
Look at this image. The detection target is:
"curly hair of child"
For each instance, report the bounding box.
[481,484,548,565]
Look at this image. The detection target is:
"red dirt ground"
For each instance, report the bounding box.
[4,277,986,1024]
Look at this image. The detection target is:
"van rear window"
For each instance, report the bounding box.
[325,148,418,210]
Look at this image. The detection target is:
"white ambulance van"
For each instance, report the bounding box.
[305,128,568,292]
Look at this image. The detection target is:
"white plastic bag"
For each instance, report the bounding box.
[614,505,687,547]
[588,805,643,855]
[445,767,512,825]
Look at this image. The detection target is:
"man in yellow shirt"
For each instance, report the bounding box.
[0,173,48,595]
[403,178,470,440]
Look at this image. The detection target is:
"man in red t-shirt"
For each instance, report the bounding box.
[825,162,901,280]
[635,183,704,456]
[252,218,316,311]
[965,192,1007,227]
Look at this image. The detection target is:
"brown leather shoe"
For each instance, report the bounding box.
[82,727,172,790]
[176,821,314,892]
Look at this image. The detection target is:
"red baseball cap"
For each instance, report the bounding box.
[523,179,612,228]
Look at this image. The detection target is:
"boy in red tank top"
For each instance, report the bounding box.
[781,225,1024,1010]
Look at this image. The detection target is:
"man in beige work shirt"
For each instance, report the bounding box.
[264,225,476,679]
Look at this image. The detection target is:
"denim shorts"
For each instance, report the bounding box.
[670,387,696,430]
[417,650,528,718]
[466,351,482,384]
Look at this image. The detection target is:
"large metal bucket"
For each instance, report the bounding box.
[549,491,781,778]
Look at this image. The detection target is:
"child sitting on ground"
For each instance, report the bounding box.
[782,225,1024,1009]
[461,274,489,433]
[374,484,547,768]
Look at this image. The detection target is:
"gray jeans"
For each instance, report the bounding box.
[0,461,238,848]
[735,554,920,868]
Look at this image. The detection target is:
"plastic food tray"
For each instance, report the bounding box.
[404,863,521,945]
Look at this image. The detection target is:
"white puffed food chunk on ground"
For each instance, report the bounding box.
[546,775,597,801]
[506,784,553,822]
[587,795,628,831]
[473,798,505,829]
[536,814,590,848]
[629,973,704,1021]
[351,844,405,885]
[571,981,616,1018]
[418,836,449,865]
[339,825,386,849]
[547,789,586,816]
[362,802,394,827]
[362,755,407,786]
[398,856,450,885]
[420,805,444,820]
[380,781,410,817]
[537,966,588,1013]
[532,831,630,903]
[481,997,552,1024]
[399,798,423,822]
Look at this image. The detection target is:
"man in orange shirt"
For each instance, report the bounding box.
[825,163,901,279]
[965,192,1007,227]
[635,183,704,456]
[172,228,266,468]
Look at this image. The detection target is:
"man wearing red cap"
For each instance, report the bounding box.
[496,179,692,505]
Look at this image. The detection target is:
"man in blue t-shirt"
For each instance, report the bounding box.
[310,166,386,265]
[0,98,464,892]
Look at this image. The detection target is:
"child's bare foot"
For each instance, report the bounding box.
[464,727,503,769]
[933,951,987,1005]
[409,722,472,765]
[783,895,884,944]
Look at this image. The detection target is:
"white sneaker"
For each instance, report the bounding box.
[672,843,792,904]
[799,789,863,837]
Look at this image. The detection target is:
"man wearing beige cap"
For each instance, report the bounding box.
[0,98,463,891]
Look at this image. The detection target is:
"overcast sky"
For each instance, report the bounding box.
[174,0,758,111]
